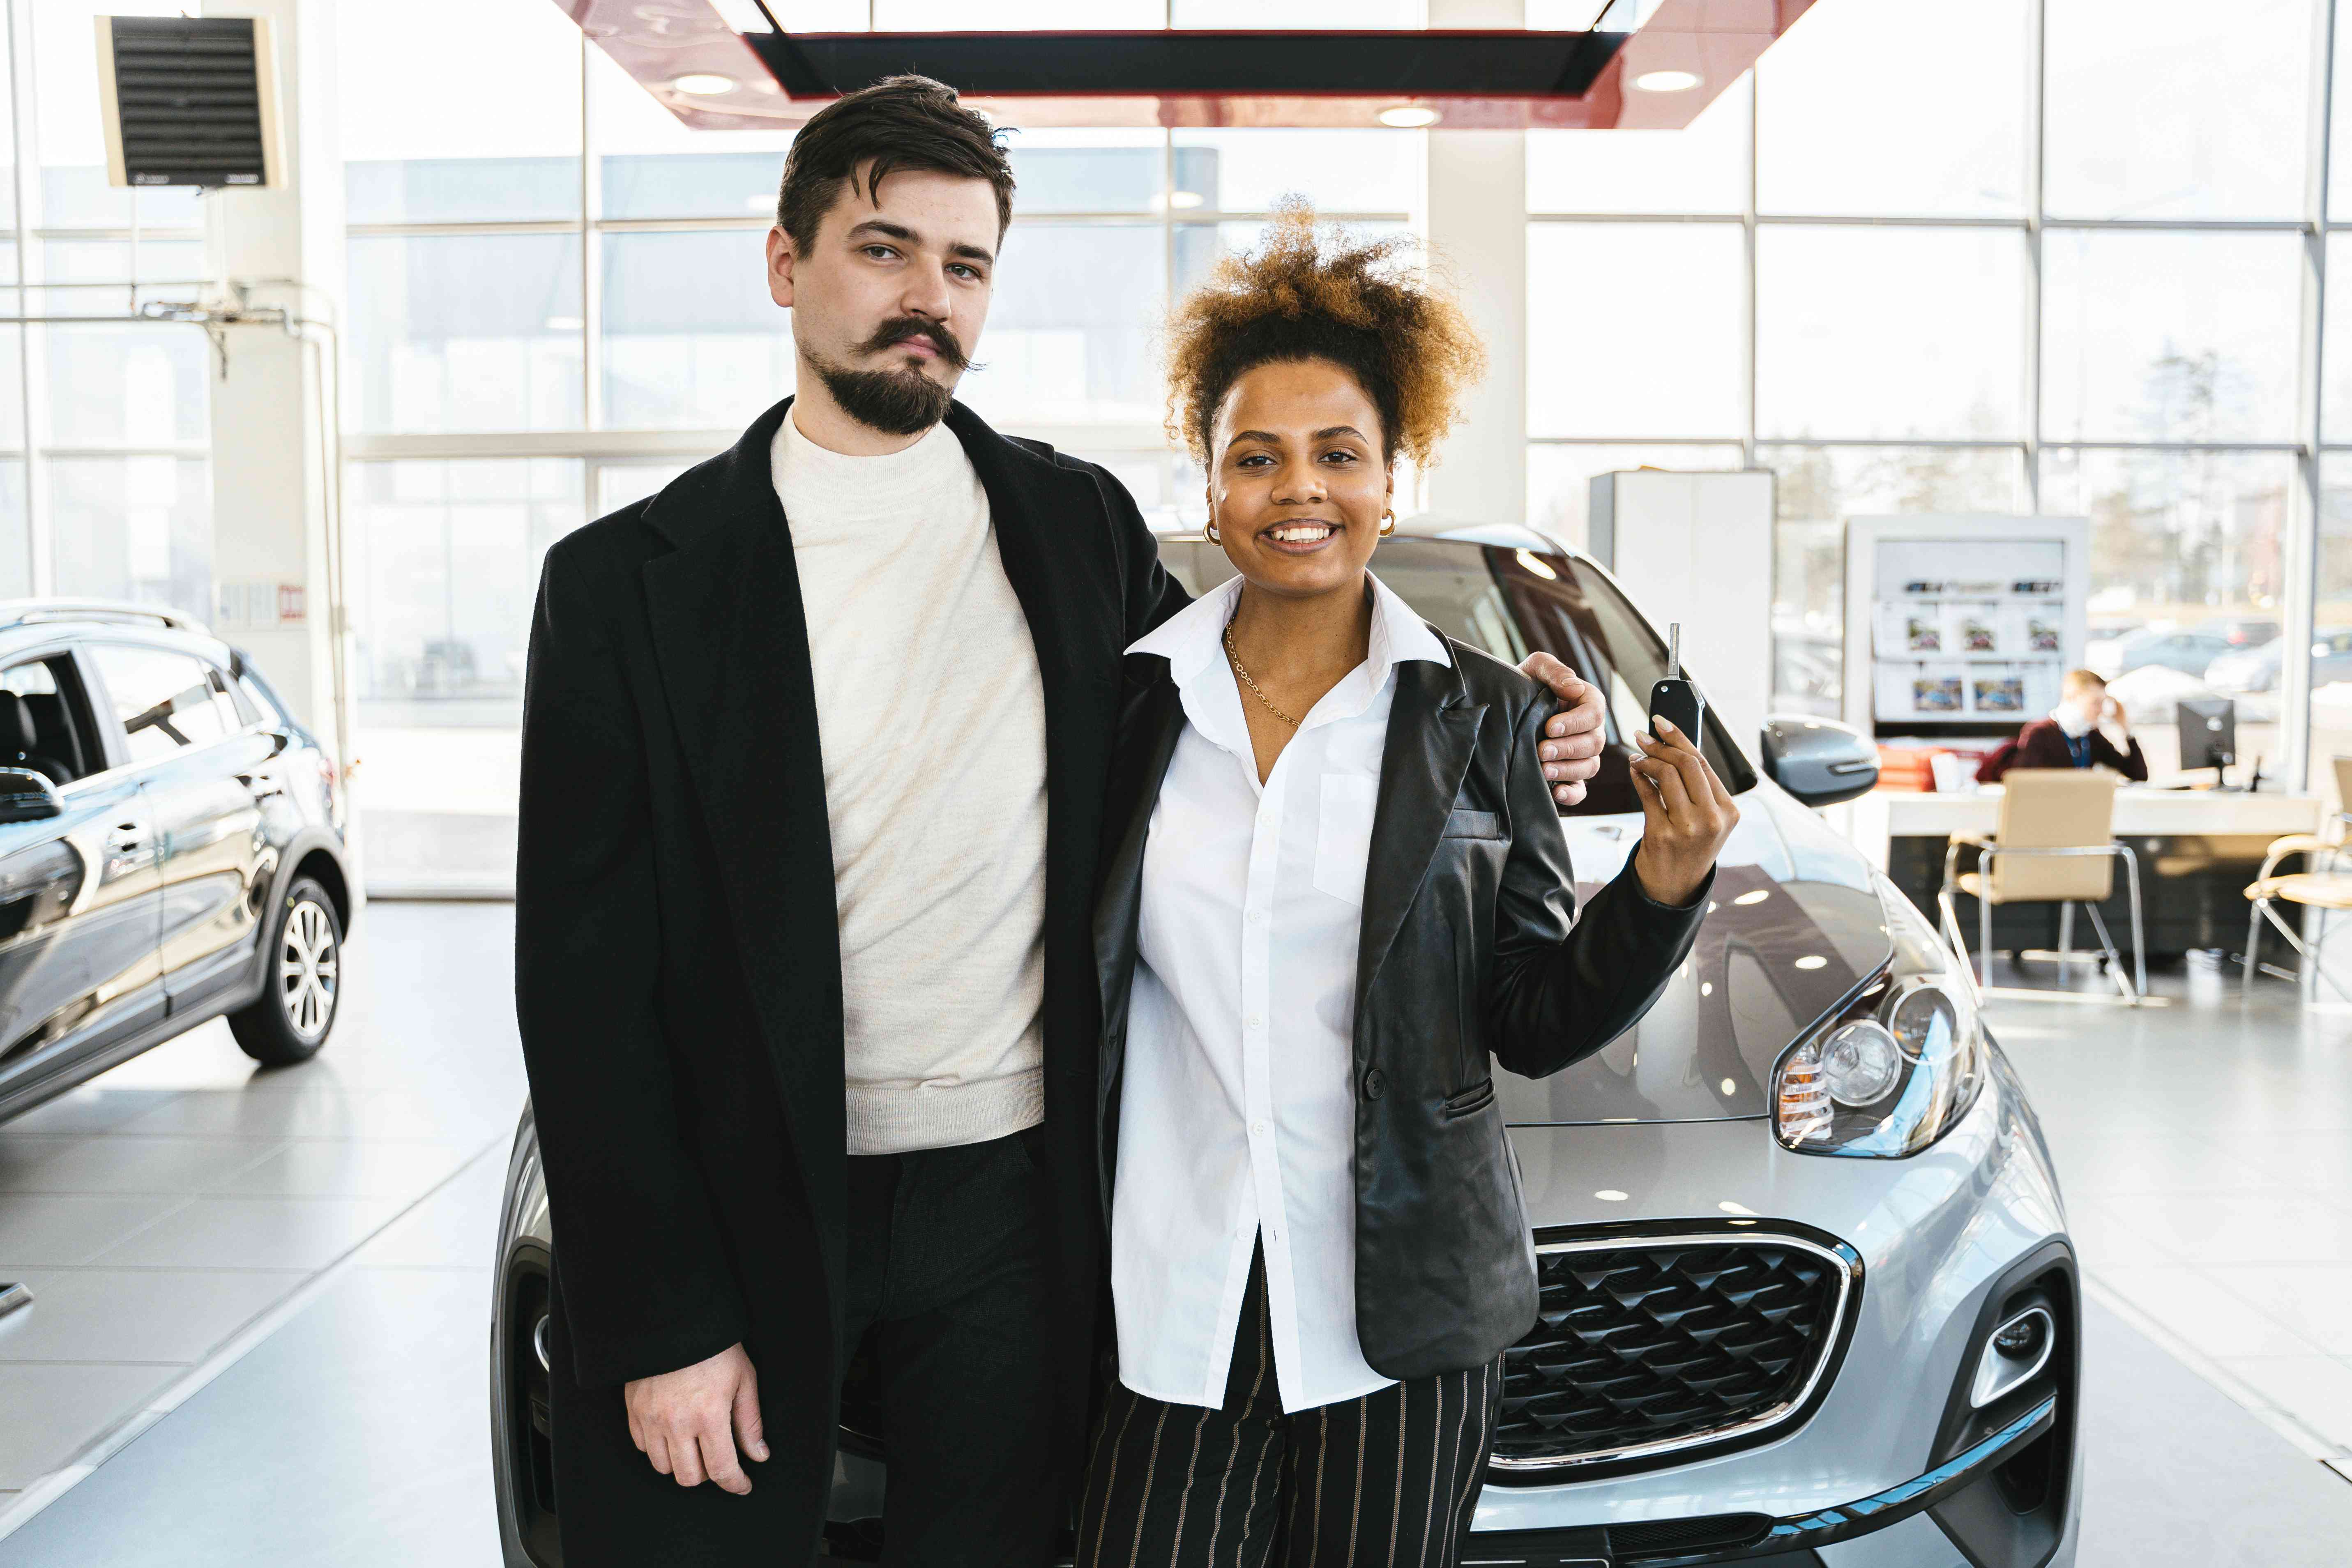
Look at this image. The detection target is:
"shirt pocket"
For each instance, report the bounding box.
[1313,774,1381,907]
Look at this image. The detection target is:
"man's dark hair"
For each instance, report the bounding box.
[775,75,1016,254]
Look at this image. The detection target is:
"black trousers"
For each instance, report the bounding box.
[1077,1250,1502,1568]
[841,1127,1060,1568]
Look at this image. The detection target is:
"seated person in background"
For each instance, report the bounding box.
[1975,668,2148,784]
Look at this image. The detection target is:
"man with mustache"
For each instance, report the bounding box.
[513,75,1610,1568]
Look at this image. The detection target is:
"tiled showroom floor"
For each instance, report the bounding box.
[0,906,2348,1564]
[1988,958,2352,1467]
[0,901,523,1525]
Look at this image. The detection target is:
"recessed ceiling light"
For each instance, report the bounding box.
[1594,1189,1629,1202]
[1633,69,1701,93]
[672,73,738,97]
[1794,955,1827,970]
[1168,190,1205,210]
[1378,105,1441,128]
[1514,549,1557,580]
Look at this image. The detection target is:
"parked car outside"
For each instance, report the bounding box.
[2107,626,2235,679]
[0,600,354,1124]
[493,525,2079,1568]
[2204,629,2352,695]
[2080,619,2146,678]
[2192,616,2280,649]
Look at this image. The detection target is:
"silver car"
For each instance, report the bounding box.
[492,526,2078,1568]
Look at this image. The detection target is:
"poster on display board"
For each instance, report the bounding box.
[1841,517,2090,737]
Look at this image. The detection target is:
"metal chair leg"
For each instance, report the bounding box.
[2245,896,2265,988]
[2082,903,2134,1003]
[2253,897,2352,1003]
[1979,889,1993,990]
[2056,901,2075,985]
[2117,843,2147,1002]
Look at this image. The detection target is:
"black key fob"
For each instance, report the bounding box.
[1648,622,1705,741]
[1648,675,1705,742]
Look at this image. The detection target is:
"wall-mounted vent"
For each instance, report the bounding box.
[94,15,282,189]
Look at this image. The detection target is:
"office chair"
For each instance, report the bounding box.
[2241,755,2352,999]
[1938,768,2145,1004]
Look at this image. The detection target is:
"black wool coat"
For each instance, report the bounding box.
[513,395,1186,1566]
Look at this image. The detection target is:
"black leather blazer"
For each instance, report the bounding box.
[1092,632,1712,1381]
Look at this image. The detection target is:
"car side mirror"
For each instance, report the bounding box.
[0,767,64,824]
[1759,716,1879,807]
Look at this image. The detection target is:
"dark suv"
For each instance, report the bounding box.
[0,599,354,1123]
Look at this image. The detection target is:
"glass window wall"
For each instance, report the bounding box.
[335,0,1423,888]
[1532,0,2352,765]
[0,1,213,618]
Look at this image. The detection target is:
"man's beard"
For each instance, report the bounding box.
[806,317,969,437]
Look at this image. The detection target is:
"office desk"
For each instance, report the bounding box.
[1849,787,2324,960]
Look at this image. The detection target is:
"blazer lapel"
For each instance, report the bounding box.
[1356,656,1486,1018]
[637,396,849,1260]
[1091,663,1185,1209]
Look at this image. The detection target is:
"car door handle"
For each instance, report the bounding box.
[237,775,286,799]
[105,824,146,849]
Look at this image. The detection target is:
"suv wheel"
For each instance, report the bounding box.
[229,876,343,1065]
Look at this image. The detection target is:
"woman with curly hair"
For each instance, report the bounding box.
[1080,207,1738,1568]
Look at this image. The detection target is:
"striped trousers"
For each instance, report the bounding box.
[1077,1250,1501,1568]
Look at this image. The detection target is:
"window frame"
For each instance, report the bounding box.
[75,635,267,778]
[0,646,108,789]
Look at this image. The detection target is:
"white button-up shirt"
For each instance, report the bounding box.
[1112,571,1453,1414]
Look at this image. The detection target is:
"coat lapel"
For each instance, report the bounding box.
[637,396,850,1273]
[1356,655,1486,1018]
[945,401,1107,1005]
[1090,661,1186,1211]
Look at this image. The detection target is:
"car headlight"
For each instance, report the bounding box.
[1773,879,1986,1157]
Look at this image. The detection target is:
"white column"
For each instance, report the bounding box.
[1417,0,1527,525]
[200,0,344,748]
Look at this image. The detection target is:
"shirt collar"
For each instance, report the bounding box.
[1128,569,1451,759]
[1126,569,1453,681]
[2049,703,2092,739]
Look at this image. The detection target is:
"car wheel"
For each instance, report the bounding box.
[228,876,343,1066]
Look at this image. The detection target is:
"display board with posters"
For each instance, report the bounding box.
[1841,516,2089,740]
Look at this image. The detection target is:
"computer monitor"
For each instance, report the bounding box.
[2177,696,2237,785]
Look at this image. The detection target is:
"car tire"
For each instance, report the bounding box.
[229,876,343,1066]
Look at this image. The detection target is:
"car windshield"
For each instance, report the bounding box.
[1150,535,1756,815]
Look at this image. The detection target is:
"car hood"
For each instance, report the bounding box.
[1499,781,1892,1125]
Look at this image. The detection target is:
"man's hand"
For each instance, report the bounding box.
[1630,716,1738,907]
[624,1342,768,1494]
[1519,653,1607,807]
[2101,694,2130,735]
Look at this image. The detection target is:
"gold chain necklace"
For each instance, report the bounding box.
[1223,621,1300,729]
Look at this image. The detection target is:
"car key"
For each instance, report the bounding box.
[1648,622,1705,742]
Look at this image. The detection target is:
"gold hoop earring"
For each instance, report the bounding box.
[1204,520,1221,544]
[1378,510,1397,536]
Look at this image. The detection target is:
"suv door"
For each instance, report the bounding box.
[0,652,167,1111]
[83,642,275,1013]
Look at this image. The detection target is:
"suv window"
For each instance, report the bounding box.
[88,644,243,763]
[0,656,99,783]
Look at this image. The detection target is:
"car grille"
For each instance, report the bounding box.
[1490,1234,1854,1476]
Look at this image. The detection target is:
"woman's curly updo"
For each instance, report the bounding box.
[1165,200,1488,470]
